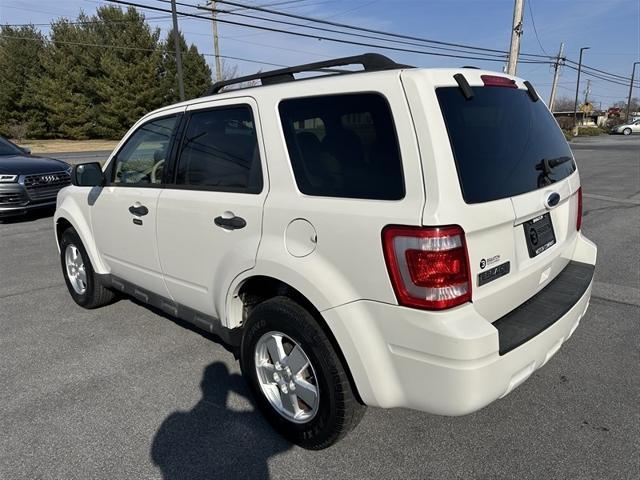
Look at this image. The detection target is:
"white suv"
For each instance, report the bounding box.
[54,54,597,449]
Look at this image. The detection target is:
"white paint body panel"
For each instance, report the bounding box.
[55,66,597,416]
[156,96,268,317]
[91,187,167,296]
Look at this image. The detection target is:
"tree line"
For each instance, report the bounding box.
[0,6,213,140]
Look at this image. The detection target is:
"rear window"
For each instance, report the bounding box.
[279,93,404,200]
[437,86,575,204]
[176,106,262,193]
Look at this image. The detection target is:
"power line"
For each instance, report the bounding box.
[192,0,555,58]
[7,0,631,87]
[108,0,553,65]
[1,15,173,27]
[0,33,288,68]
[527,0,549,56]
[227,0,318,12]
[565,59,634,82]
[192,0,638,85]
[156,0,513,60]
[565,64,640,88]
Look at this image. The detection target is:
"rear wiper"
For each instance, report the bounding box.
[535,156,573,176]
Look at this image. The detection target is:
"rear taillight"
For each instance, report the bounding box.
[576,187,583,231]
[382,225,472,310]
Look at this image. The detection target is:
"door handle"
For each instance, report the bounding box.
[214,215,246,230]
[129,204,149,216]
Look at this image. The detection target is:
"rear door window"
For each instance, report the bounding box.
[279,93,404,200]
[437,86,575,204]
[175,105,263,193]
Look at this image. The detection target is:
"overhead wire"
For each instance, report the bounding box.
[526,0,549,56]
[107,0,555,65]
[155,0,513,60]
[4,0,632,88]
[0,33,289,68]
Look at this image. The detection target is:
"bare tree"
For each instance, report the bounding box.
[216,60,260,89]
[552,96,577,112]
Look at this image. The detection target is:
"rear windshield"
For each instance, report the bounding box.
[437,86,575,204]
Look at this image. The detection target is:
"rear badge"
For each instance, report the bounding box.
[478,261,511,286]
[480,254,501,269]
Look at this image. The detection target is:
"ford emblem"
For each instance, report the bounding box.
[545,192,560,209]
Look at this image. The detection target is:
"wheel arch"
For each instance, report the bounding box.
[228,274,364,404]
[54,206,107,274]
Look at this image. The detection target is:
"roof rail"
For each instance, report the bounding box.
[207,53,411,95]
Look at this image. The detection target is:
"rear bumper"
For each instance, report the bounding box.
[323,233,597,415]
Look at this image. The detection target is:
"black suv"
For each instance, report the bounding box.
[0,136,71,218]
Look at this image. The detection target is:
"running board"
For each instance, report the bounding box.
[97,274,241,347]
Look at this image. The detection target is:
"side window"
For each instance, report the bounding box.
[175,106,263,193]
[112,116,178,185]
[279,93,405,200]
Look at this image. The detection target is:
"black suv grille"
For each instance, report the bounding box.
[23,171,71,200]
[0,191,28,206]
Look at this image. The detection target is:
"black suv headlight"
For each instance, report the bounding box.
[0,174,18,183]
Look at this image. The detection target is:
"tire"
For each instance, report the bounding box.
[623,128,632,135]
[59,227,115,309]
[240,296,365,449]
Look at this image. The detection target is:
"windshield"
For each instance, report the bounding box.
[0,137,23,156]
[437,86,575,204]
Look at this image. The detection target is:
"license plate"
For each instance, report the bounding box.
[523,213,556,258]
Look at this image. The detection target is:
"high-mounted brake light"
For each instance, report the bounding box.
[382,225,472,310]
[576,187,583,231]
[481,75,517,88]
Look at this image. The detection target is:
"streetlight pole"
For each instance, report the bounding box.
[626,62,640,122]
[573,46,589,131]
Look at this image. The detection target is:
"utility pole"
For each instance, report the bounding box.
[573,46,589,130]
[506,0,525,75]
[583,79,591,106]
[208,1,223,82]
[626,62,640,121]
[170,0,185,101]
[548,42,565,112]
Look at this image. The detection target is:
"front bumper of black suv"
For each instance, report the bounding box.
[0,171,71,217]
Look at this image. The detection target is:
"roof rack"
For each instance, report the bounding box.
[207,53,411,95]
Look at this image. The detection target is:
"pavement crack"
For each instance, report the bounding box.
[583,193,640,206]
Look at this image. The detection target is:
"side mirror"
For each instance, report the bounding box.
[21,146,32,155]
[72,162,104,187]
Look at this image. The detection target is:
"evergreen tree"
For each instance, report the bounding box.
[1,7,214,139]
[163,29,212,103]
[91,6,166,138]
[32,16,100,139]
[0,25,46,138]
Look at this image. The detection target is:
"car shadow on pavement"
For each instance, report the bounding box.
[151,362,291,480]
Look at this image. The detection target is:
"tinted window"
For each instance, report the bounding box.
[175,106,262,193]
[113,116,178,185]
[437,87,575,204]
[279,93,404,200]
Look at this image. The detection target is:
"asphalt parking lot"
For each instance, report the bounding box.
[1,135,638,479]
